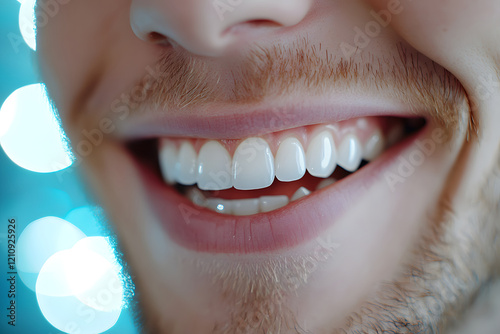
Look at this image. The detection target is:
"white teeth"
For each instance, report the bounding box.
[260,196,289,213]
[232,138,275,190]
[205,198,232,214]
[306,131,337,178]
[159,139,178,185]
[160,120,390,214]
[275,137,306,182]
[337,134,362,172]
[197,141,233,190]
[174,141,198,185]
[194,194,290,215]
[232,198,260,216]
[363,129,385,161]
[316,178,336,190]
[291,187,311,201]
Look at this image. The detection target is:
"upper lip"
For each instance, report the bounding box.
[116,97,423,141]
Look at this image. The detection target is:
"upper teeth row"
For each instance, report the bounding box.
[159,128,385,191]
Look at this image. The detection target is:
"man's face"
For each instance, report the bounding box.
[37,0,500,332]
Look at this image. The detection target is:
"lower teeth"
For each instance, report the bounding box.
[184,177,338,216]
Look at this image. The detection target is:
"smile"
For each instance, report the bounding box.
[157,116,421,215]
[125,105,427,253]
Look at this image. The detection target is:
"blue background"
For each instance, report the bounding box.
[0,1,139,333]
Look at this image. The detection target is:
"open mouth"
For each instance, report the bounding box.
[130,116,424,213]
[125,114,426,253]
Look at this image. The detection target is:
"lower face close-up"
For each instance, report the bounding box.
[36,0,500,333]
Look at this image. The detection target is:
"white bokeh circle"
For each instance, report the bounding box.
[18,0,36,50]
[0,84,74,173]
[17,216,86,291]
[36,237,124,334]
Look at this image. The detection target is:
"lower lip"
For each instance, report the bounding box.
[132,128,425,254]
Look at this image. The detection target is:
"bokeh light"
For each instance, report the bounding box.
[69,237,124,311]
[0,83,74,173]
[18,0,36,50]
[0,90,16,138]
[36,237,124,334]
[65,206,105,237]
[17,216,86,291]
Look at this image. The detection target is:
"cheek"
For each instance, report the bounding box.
[363,0,500,97]
[365,0,498,52]
[36,0,164,132]
[36,0,108,123]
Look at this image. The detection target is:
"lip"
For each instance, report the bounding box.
[127,123,429,254]
[116,97,421,140]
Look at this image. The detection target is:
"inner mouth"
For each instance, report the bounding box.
[128,116,425,216]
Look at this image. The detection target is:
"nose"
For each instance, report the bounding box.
[130,0,312,57]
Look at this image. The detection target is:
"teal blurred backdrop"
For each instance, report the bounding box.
[0,1,139,333]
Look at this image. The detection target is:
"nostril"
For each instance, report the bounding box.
[223,19,283,36]
[147,31,169,44]
[245,19,282,28]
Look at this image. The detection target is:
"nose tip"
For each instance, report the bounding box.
[130,0,312,57]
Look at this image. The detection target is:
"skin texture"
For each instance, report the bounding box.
[36,0,500,333]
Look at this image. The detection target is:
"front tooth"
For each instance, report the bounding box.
[197,141,232,190]
[174,141,198,185]
[275,137,306,182]
[291,187,311,201]
[232,138,275,190]
[260,196,289,213]
[306,131,337,178]
[205,198,232,214]
[363,129,385,161]
[159,139,178,184]
[337,134,362,172]
[232,198,260,216]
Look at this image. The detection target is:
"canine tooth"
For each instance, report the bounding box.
[197,141,232,190]
[186,187,207,207]
[232,199,260,216]
[363,129,385,161]
[232,138,275,190]
[291,187,311,201]
[306,131,337,178]
[337,134,362,172]
[174,141,198,185]
[205,198,232,214]
[260,196,289,213]
[159,139,178,184]
[316,178,336,190]
[275,137,306,182]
